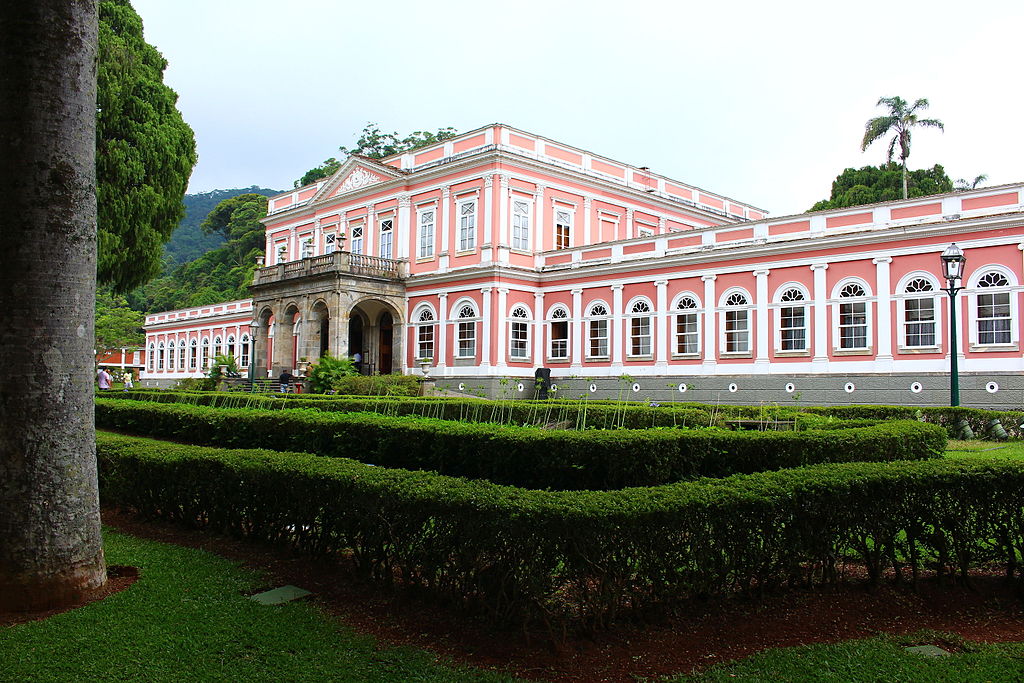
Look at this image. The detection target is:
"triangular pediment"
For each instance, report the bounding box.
[313,155,406,202]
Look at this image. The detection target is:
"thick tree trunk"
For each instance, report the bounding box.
[0,0,106,611]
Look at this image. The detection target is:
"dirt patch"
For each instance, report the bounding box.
[0,565,139,627]
[100,507,1024,682]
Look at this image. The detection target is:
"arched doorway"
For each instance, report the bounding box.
[348,314,364,373]
[348,299,402,376]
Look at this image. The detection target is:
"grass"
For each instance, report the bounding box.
[0,530,516,682]
[670,633,1024,682]
[945,439,1024,459]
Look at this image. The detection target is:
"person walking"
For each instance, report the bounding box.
[278,369,294,393]
[96,367,112,390]
[123,372,134,391]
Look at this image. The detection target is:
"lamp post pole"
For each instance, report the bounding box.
[940,243,967,407]
[248,320,259,386]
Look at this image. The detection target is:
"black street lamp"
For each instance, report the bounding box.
[248,319,259,385]
[940,243,967,407]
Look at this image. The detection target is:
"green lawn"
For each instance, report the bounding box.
[671,633,1024,682]
[0,530,516,682]
[945,439,1024,459]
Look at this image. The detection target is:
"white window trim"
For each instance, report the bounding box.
[671,293,701,357]
[967,266,1019,350]
[547,306,570,361]
[585,301,611,360]
[830,279,874,354]
[452,299,479,359]
[718,288,753,356]
[508,306,531,361]
[553,207,575,250]
[416,207,436,260]
[771,284,811,354]
[456,199,477,253]
[511,197,533,252]
[894,273,941,352]
[625,296,654,358]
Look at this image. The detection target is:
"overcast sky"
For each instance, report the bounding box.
[132,0,1023,217]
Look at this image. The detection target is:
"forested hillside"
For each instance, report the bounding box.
[128,190,278,314]
[165,187,280,264]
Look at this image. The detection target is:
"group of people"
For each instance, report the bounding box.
[96,367,132,391]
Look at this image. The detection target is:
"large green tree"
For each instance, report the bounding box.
[95,287,145,354]
[860,96,944,200]
[295,123,457,187]
[97,0,196,292]
[1,0,107,611]
[811,164,953,211]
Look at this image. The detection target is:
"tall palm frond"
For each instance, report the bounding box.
[860,96,944,198]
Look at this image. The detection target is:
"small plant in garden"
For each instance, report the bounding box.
[305,351,356,393]
[207,354,238,381]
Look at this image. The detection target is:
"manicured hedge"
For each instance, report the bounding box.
[115,389,716,429]
[95,398,944,490]
[97,431,1024,630]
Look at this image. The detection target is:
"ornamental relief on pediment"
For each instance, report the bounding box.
[335,167,382,194]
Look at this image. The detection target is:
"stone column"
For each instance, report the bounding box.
[702,275,717,370]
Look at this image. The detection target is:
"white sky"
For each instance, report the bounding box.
[132,0,1023,217]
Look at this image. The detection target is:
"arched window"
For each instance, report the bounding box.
[213,336,222,360]
[976,271,1012,345]
[549,308,569,360]
[902,277,936,348]
[456,304,476,358]
[189,339,197,370]
[628,299,653,357]
[674,296,700,355]
[838,283,868,350]
[240,335,250,368]
[178,339,186,370]
[157,342,165,370]
[587,302,610,359]
[778,288,807,352]
[509,306,530,360]
[201,337,210,369]
[723,292,750,353]
[416,308,435,360]
[226,335,236,364]
[147,343,155,372]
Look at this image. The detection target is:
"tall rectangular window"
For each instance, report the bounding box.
[458,201,476,251]
[512,200,531,251]
[458,322,475,357]
[675,297,700,354]
[379,218,393,259]
[978,292,1011,344]
[839,302,867,348]
[555,209,572,250]
[549,310,569,359]
[350,225,364,254]
[189,341,197,370]
[417,209,434,259]
[324,233,336,254]
[904,298,935,347]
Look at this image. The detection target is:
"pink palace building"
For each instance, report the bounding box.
[143,124,1024,406]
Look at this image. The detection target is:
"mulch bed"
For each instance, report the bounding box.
[0,565,138,627]
[12,507,1024,682]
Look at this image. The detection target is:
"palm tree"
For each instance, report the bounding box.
[954,174,988,191]
[861,96,944,199]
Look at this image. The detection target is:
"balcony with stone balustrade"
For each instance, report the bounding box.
[252,251,406,286]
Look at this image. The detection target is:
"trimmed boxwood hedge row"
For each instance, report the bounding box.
[111,390,1023,438]
[96,398,945,490]
[96,431,1024,630]
[115,390,716,430]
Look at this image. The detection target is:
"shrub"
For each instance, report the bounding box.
[305,352,356,393]
[95,398,945,490]
[96,431,1024,631]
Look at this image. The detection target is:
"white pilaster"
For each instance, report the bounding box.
[625,208,634,240]
[611,284,624,368]
[396,194,411,260]
[483,176,494,262]
[439,187,451,270]
[583,197,593,246]
[496,288,509,370]
[702,274,717,369]
[811,263,829,367]
[754,269,770,367]
[437,292,448,370]
[534,291,545,366]
[480,287,492,368]
[366,204,376,256]
[655,280,669,368]
[571,288,584,369]
[873,257,893,366]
